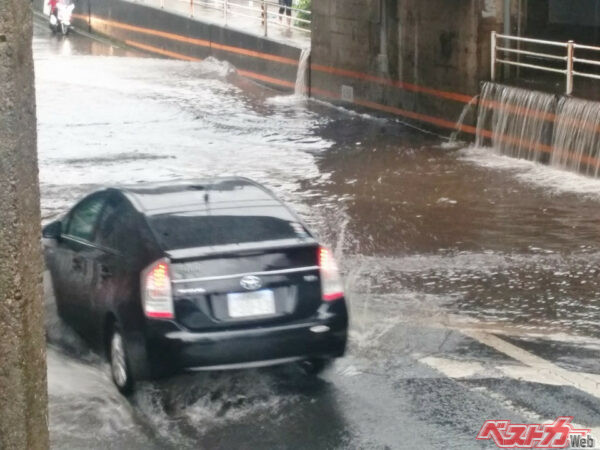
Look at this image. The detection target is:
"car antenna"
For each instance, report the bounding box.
[205,177,215,248]
[204,178,211,204]
[189,183,209,203]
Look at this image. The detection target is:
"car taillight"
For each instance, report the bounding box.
[319,247,344,301]
[141,258,174,319]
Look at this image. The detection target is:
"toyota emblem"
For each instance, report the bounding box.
[240,275,262,291]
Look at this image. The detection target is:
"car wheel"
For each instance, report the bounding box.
[299,358,331,376]
[110,325,134,395]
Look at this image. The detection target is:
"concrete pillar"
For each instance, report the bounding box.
[504,0,511,35]
[0,0,49,448]
[479,0,504,82]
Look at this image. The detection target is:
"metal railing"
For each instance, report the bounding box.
[154,0,311,38]
[491,31,600,95]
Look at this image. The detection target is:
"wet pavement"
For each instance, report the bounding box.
[34,21,600,449]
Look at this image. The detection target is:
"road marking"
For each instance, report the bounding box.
[441,316,600,349]
[420,348,600,441]
[420,356,485,379]
[461,329,600,400]
[419,355,593,387]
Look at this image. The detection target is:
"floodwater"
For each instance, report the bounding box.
[34,21,600,450]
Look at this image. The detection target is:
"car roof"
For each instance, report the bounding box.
[116,177,283,216]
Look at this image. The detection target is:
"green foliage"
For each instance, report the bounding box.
[294,0,311,29]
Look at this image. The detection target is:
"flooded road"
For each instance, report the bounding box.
[34,21,600,449]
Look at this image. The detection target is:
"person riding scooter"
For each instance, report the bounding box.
[47,0,59,17]
[48,0,74,35]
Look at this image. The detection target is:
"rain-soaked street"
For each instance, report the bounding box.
[34,20,600,450]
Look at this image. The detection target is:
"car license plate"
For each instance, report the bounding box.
[227,290,276,318]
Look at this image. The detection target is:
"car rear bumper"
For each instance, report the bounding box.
[145,309,348,374]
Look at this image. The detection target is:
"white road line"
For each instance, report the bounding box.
[420,347,600,441]
[461,329,600,400]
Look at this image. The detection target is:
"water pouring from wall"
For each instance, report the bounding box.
[551,97,600,177]
[294,48,310,97]
[449,95,479,144]
[475,82,556,163]
[473,82,600,178]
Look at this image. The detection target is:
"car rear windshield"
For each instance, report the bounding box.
[148,207,310,250]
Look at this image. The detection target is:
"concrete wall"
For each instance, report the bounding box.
[310,0,507,135]
[56,0,303,91]
[0,0,48,448]
[527,0,600,45]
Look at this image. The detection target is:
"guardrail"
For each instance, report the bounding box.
[491,31,600,95]
[156,0,311,37]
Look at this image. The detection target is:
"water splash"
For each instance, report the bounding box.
[474,82,600,178]
[265,48,311,106]
[294,48,310,97]
[449,94,478,144]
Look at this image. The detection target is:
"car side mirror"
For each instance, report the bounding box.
[42,220,62,240]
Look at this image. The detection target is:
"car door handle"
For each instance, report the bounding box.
[100,265,113,279]
[72,256,83,271]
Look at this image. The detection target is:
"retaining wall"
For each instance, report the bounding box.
[38,0,302,91]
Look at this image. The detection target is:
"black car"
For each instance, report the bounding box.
[43,177,348,394]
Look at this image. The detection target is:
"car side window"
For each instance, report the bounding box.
[96,195,140,254]
[66,195,106,242]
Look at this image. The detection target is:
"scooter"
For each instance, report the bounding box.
[49,2,75,36]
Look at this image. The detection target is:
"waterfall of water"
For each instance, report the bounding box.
[551,97,600,177]
[475,82,556,163]
[294,48,310,97]
[473,81,600,177]
[449,95,479,144]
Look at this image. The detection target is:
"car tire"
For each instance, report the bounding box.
[299,358,331,376]
[109,324,134,395]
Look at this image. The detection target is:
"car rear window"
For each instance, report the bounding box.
[148,207,310,250]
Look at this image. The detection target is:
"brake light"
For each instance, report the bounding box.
[141,258,174,319]
[318,247,344,301]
